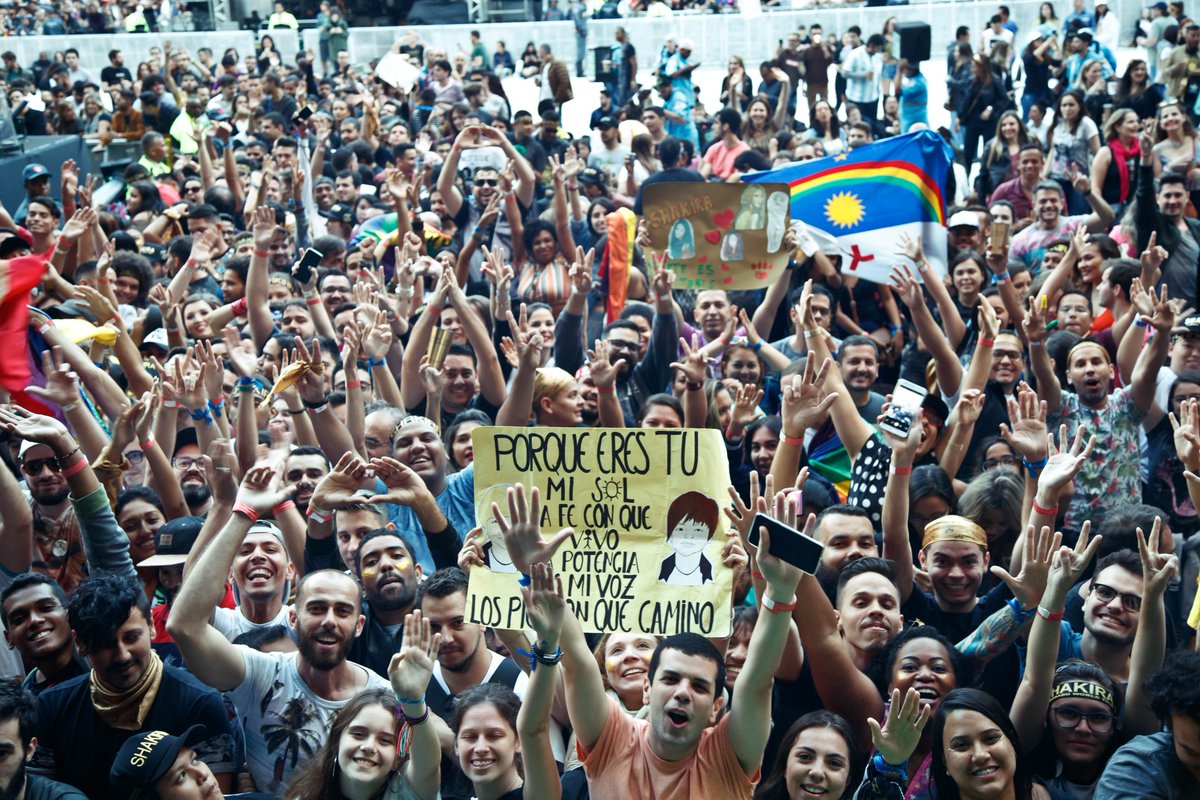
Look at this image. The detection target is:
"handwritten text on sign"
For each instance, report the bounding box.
[643,182,792,291]
[468,427,733,636]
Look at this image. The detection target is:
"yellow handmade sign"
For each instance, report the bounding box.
[643,182,792,291]
[469,426,733,636]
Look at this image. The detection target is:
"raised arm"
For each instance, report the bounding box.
[246,207,280,350]
[899,233,967,348]
[495,307,546,426]
[586,340,626,429]
[1022,295,1061,414]
[168,463,296,690]
[890,260,963,397]
[1125,521,1176,735]
[447,272,505,407]
[770,354,838,490]
[389,611,443,800]
[516,562,567,800]
[1074,169,1114,232]
[1131,284,1173,415]
[803,290,874,459]
[880,409,924,602]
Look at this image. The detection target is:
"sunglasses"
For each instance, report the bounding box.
[1090,581,1141,612]
[474,179,499,187]
[21,457,60,475]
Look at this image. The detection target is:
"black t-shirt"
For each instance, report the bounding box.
[24,775,88,800]
[34,665,235,799]
[100,65,132,85]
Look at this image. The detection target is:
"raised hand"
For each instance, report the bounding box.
[419,355,445,400]
[725,470,776,550]
[754,491,808,595]
[0,406,69,446]
[1140,231,1167,282]
[388,610,441,701]
[458,528,486,572]
[586,339,618,389]
[1047,521,1101,592]
[896,232,925,264]
[669,333,713,385]
[1140,283,1174,332]
[651,252,674,305]
[251,206,278,252]
[491,483,573,576]
[868,688,932,768]
[1038,426,1096,496]
[1000,382,1048,462]
[209,438,239,507]
[234,463,296,516]
[780,356,837,438]
[955,388,986,428]
[729,382,764,430]
[367,457,432,508]
[1170,398,1200,469]
[569,246,595,297]
[977,295,1000,341]
[223,326,259,379]
[880,406,924,461]
[310,452,371,509]
[1023,294,1050,344]
[108,397,145,455]
[74,284,119,327]
[1138,517,1178,598]
[26,347,81,409]
[522,561,567,646]
[990,524,1062,612]
[889,263,926,310]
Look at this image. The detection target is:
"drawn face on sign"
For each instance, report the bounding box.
[475,484,518,573]
[669,518,711,557]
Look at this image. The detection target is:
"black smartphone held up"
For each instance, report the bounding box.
[879,379,928,439]
[748,512,824,575]
[292,247,324,285]
[292,106,313,128]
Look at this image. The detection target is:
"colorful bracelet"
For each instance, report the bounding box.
[1135,317,1150,328]
[309,509,332,525]
[188,407,214,425]
[397,695,425,705]
[1023,456,1048,476]
[60,400,80,413]
[1032,500,1058,517]
[60,454,88,478]
[272,500,296,516]
[1037,606,1064,622]
[427,305,442,317]
[367,357,386,367]
[750,340,764,352]
[1006,597,1036,619]
[518,573,532,587]
[233,502,260,523]
[403,708,430,725]
[750,569,765,581]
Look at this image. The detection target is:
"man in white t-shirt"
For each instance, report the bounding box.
[588,115,630,180]
[979,14,1015,56]
[167,467,400,794]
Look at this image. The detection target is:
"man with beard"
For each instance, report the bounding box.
[1009,179,1113,272]
[347,530,422,678]
[989,143,1045,223]
[0,682,86,800]
[168,465,390,795]
[282,446,329,516]
[809,505,878,596]
[171,432,212,517]
[1135,133,1200,311]
[583,260,676,425]
[12,438,84,597]
[1,575,89,695]
[1032,287,1168,533]
[34,573,235,797]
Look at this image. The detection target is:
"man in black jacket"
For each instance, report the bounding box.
[1135,131,1200,311]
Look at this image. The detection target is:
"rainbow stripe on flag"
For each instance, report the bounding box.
[744,130,954,284]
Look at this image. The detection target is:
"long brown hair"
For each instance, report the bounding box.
[285,689,405,800]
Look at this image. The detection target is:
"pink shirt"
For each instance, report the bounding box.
[579,697,757,800]
[703,139,750,180]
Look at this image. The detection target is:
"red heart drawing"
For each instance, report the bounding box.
[722,276,734,284]
[698,256,709,263]
[754,270,767,280]
[713,210,734,230]
[704,230,721,245]
[720,264,731,271]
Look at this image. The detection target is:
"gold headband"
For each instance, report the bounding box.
[922,515,989,550]
[394,415,440,439]
[1051,679,1115,710]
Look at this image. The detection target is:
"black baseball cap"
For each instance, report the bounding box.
[319,201,354,226]
[578,167,606,186]
[110,725,207,799]
[137,516,203,568]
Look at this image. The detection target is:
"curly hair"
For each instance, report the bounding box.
[68,573,151,650]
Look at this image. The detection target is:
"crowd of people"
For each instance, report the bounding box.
[2,2,1200,800]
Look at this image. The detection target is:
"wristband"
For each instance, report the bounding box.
[272,499,296,516]
[367,356,386,367]
[750,569,765,581]
[750,340,763,352]
[991,272,1011,285]
[1037,606,1064,621]
[1032,500,1059,516]
[890,465,912,476]
[208,398,225,418]
[188,407,214,425]
[163,399,181,409]
[872,752,908,780]
[184,258,198,270]
[309,509,332,525]
[397,695,425,705]
[427,304,442,317]
[60,455,88,478]
[761,594,797,614]
[1023,456,1048,476]
[1029,340,1045,347]
[140,436,155,452]
[303,396,330,409]
[106,316,123,329]
[1006,597,1036,618]
[781,433,804,446]
[518,573,531,587]
[238,382,257,393]
[231,297,249,317]
[886,323,900,335]
[306,296,321,306]
[252,249,269,259]
[1135,317,1150,328]
[345,380,361,390]
[685,380,703,392]
[978,338,995,347]
[233,502,260,523]
[803,329,820,340]
[596,384,615,395]
[311,403,329,413]
[286,407,305,415]
[60,400,80,412]
[403,708,429,725]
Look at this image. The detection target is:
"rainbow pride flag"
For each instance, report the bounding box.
[743,130,954,284]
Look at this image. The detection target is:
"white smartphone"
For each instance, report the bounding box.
[879,379,928,438]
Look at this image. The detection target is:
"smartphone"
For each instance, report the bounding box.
[291,247,324,285]
[990,221,1010,256]
[748,511,824,575]
[292,106,313,127]
[879,379,928,438]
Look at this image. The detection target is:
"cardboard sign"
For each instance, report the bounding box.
[457,145,508,184]
[375,52,422,91]
[469,426,734,636]
[643,182,792,291]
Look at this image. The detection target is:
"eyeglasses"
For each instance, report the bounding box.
[1050,705,1115,733]
[21,457,60,475]
[172,456,205,470]
[474,179,499,187]
[982,455,1019,470]
[607,339,639,351]
[123,450,146,464]
[1090,582,1142,612]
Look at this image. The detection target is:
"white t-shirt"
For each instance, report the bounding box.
[230,648,391,794]
[213,604,293,642]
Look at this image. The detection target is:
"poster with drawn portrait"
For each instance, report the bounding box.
[467,426,734,636]
[643,182,792,291]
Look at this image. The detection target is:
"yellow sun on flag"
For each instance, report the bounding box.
[824,191,865,229]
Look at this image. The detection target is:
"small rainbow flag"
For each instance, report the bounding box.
[744,130,954,284]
